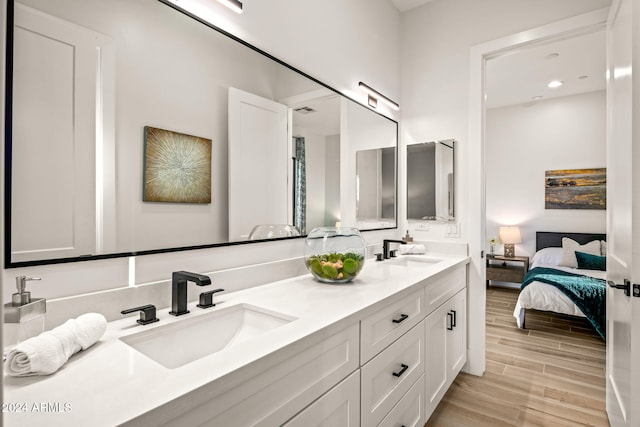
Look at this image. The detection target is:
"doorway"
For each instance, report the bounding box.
[466,7,610,377]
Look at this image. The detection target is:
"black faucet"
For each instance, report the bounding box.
[383,239,406,259]
[169,271,212,316]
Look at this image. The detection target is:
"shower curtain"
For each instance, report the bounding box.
[294,137,306,234]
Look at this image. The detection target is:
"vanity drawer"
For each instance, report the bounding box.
[361,320,425,427]
[151,323,359,427]
[378,373,425,427]
[425,266,465,314]
[360,289,424,363]
[283,370,360,427]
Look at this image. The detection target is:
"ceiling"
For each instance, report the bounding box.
[389,1,606,109]
[485,30,606,108]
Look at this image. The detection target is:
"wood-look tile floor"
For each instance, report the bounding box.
[426,286,608,427]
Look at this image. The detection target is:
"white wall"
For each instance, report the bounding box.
[2,0,401,302]
[486,91,607,257]
[399,0,612,241]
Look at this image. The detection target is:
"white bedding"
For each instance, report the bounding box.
[513,265,606,328]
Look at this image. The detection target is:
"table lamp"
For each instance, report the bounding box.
[499,226,521,257]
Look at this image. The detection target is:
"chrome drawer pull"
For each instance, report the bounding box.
[392,313,409,324]
[392,363,409,377]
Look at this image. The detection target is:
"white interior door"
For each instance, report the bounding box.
[605,0,640,425]
[11,4,101,262]
[228,87,289,241]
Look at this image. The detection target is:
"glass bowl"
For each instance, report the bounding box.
[248,224,300,240]
[304,227,366,284]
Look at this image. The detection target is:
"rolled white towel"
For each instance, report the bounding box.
[4,313,107,377]
[398,244,427,255]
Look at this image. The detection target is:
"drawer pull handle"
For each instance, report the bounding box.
[447,312,454,330]
[392,313,409,324]
[450,309,457,327]
[392,363,409,377]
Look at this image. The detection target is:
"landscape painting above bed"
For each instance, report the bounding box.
[545,168,606,210]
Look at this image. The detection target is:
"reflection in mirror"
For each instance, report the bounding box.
[6,0,397,266]
[407,139,455,221]
[350,99,397,230]
[356,148,396,228]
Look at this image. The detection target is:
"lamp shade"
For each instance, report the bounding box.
[499,226,522,244]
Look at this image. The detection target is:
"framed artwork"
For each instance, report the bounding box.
[143,126,212,203]
[545,168,606,210]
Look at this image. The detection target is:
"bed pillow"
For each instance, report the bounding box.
[575,251,607,271]
[601,240,607,256]
[530,247,564,269]
[560,237,601,268]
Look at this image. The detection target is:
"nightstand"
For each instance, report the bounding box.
[486,254,529,287]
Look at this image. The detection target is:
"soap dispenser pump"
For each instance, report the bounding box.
[13,276,38,305]
[4,276,46,347]
[402,230,414,243]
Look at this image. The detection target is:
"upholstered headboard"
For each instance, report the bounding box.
[536,231,606,252]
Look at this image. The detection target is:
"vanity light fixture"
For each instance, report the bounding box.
[358,82,399,110]
[547,80,563,89]
[217,0,243,13]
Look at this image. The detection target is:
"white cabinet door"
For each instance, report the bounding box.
[425,288,467,420]
[425,301,448,418]
[283,370,360,427]
[446,289,467,379]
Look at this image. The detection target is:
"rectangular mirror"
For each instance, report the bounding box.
[5,0,397,266]
[407,139,455,221]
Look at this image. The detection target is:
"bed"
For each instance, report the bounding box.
[513,231,607,339]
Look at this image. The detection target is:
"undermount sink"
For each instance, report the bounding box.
[386,256,442,267]
[120,304,297,369]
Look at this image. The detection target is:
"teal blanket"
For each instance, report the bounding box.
[521,267,606,339]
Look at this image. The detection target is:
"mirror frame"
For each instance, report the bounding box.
[3,0,398,268]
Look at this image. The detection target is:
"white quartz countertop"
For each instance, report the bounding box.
[3,253,469,426]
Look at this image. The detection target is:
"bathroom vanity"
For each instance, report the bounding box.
[4,254,469,426]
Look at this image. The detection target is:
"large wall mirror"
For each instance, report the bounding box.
[5,0,398,266]
[407,139,455,221]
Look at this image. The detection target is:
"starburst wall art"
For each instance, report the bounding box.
[143,126,212,203]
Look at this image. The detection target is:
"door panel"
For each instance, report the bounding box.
[228,87,289,241]
[605,0,636,425]
[11,4,100,261]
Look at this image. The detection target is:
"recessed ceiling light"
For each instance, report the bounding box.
[545,53,560,60]
[578,75,589,80]
[532,96,543,101]
[547,80,563,88]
